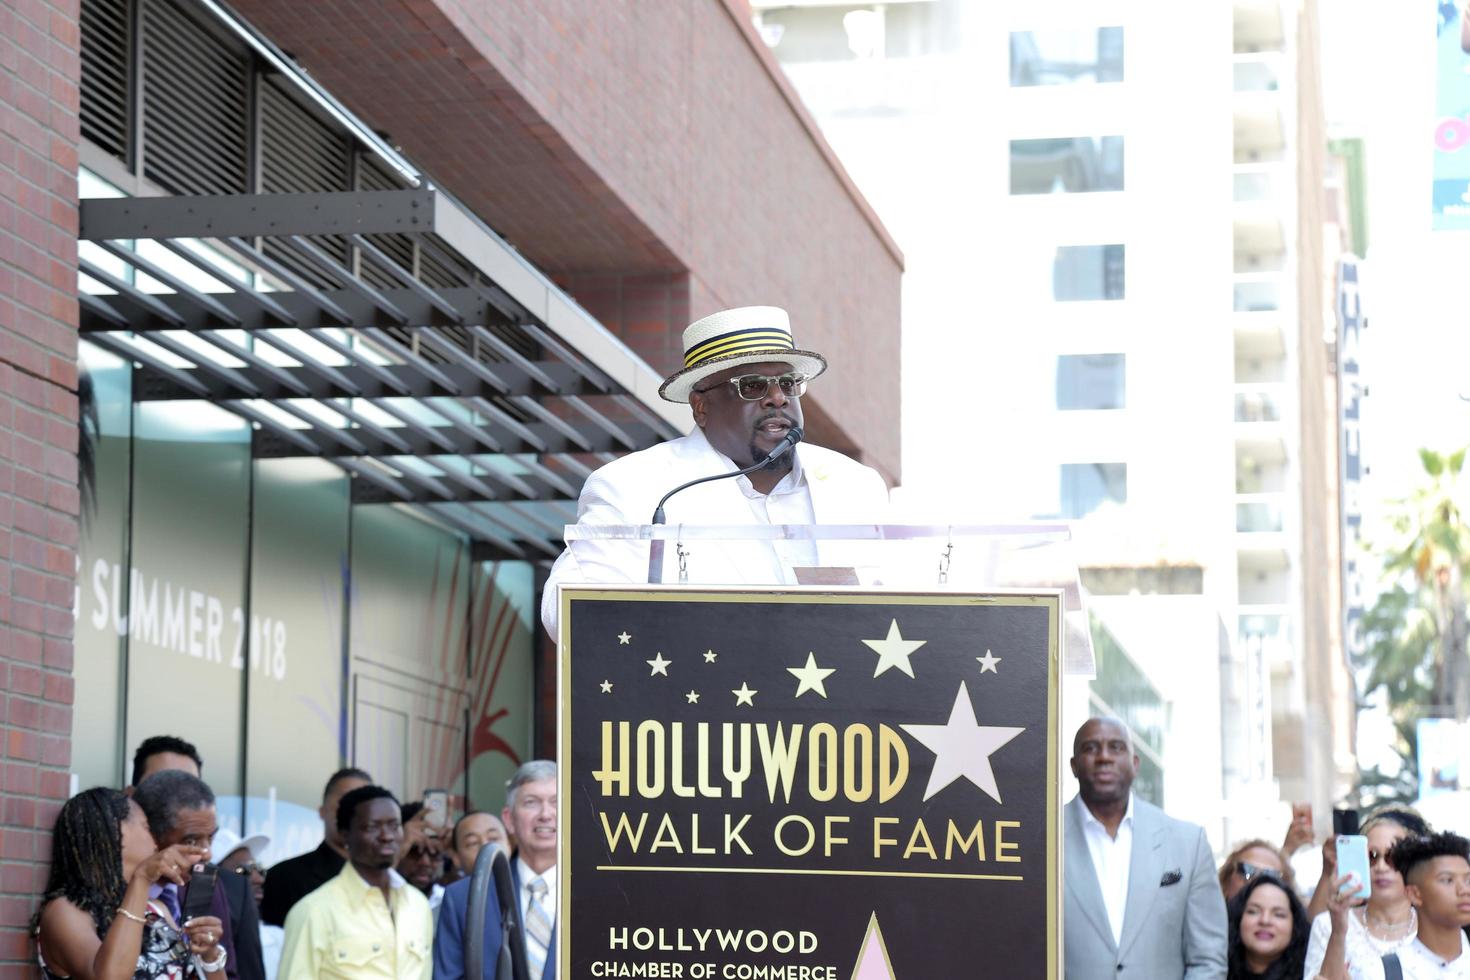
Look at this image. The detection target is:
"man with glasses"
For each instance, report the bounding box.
[540,305,890,638]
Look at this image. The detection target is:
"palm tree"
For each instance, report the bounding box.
[1353,585,1436,804]
[1381,448,1470,719]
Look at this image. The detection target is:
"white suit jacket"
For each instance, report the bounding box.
[539,429,890,639]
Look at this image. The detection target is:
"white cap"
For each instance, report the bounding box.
[211,827,271,866]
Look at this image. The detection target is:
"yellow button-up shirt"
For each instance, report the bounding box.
[277,862,433,980]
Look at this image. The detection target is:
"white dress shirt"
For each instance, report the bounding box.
[1078,793,1134,947]
[1398,933,1470,979]
[732,450,818,579]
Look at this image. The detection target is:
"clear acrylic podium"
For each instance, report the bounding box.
[562,523,1095,675]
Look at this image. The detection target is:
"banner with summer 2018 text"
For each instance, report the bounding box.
[558,588,1061,980]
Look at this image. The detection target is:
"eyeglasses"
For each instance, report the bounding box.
[695,373,808,401]
[1235,861,1281,882]
[231,862,264,876]
[1369,849,1390,866]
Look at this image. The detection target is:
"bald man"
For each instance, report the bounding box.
[1063,718,1226,980]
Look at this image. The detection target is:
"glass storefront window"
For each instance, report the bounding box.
[1053,244,1125,301]
[1010,135,1124,194]
[1010,27,1124,86]
[1056,353,1126,410]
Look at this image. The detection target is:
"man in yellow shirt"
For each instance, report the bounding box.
[278,785,434,980]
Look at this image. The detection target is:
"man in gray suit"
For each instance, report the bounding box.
[1064,717,1227,979]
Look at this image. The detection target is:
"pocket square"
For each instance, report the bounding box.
[1160,869,1182,886]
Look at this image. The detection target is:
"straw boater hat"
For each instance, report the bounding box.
[658,306,828,403]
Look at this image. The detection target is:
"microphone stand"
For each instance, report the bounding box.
[646,428,802,584]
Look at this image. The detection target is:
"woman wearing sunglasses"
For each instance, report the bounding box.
[1305,807,1432,979]
[1220,840,1297,903]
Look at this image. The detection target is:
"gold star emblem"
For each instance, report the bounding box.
[976,649,1001,674]
[685,690,700,704]
[646,652,671,676]
[599,680,613,694]
[861,619,927,678]
[786,652,836,699]
[703,650,718,663]
[617,632,631,645]
[732,682,757,707]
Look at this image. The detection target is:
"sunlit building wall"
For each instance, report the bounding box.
[755,0,1347,846]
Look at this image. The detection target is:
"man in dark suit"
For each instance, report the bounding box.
[1063,717,1227,980]
[130,737,266,980]
[434,761,557,980]
[258,767,372,927]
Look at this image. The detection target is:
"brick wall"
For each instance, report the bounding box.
[0,0,81,973]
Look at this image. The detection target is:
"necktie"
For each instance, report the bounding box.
[159,883,182,925]
[524,876,553,979]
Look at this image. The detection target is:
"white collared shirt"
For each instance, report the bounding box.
[1078,793,1134,947]
[517,858,557,923]
[1398,933,1470,979]
[731,447,819,577]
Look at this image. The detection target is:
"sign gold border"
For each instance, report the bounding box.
[555,584,1063,980]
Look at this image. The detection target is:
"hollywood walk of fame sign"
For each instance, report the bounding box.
[557,587,1062,980]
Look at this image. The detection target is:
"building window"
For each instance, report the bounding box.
[1056,354,1126,410]
[1010,27,1124,86]
[1054,244,1125,300]
[1010,136,1124,194]
[1060,463,1127,518]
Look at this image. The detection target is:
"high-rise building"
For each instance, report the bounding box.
[755,0,1355,844]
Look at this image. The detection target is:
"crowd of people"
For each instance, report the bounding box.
[1067,717,1470,979]
[32,735,556,980]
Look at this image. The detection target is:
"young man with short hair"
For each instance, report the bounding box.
[1388,832,1470,978]
[277,785,434,980]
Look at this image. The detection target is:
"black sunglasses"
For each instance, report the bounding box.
[1235,861,1281,882]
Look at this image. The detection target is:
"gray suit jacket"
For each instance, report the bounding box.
[1064,795,1227,980]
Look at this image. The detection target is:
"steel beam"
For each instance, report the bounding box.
[79,189,439,241]
[248,416,659,459]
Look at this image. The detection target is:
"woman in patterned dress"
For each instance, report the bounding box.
[34,787,228,980]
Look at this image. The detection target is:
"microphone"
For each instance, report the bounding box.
[647,426,804,583]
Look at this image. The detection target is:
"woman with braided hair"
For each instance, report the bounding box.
[33,787,227,980]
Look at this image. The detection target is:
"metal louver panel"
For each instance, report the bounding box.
[358,157,414,291]
[80,0,129,163]
[261,78,350,288]
[142,0,248,194]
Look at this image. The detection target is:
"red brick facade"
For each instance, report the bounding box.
[229,0,904,481]
[0,0,81,973]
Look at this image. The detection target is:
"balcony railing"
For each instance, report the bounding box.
[1234,277,1284,312]
[1233,55,1283,93]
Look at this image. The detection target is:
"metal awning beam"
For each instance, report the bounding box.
[79,190,439,241]
[110,357,595,402]
[249,415,661,459]
[78,285,494,334]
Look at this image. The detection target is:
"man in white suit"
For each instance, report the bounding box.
[1064,717,1227,980]
[540,305,889,639]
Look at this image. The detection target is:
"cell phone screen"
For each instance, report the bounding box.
[1332,808,1360,837]
[424,789,449,831]
[181,864,219,921]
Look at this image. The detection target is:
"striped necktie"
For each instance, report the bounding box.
[524,875,553,978]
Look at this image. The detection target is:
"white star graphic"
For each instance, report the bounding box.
[900,681,1024,803]
[617,632,631,645]
[646,652,671,676]
[861,619,927,678]
[976,649,1002,674]
[599,680,613,694]
[732,682,757,707]
[685,690,700,704]
[786,652,836,699]
[703,650,718,663]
